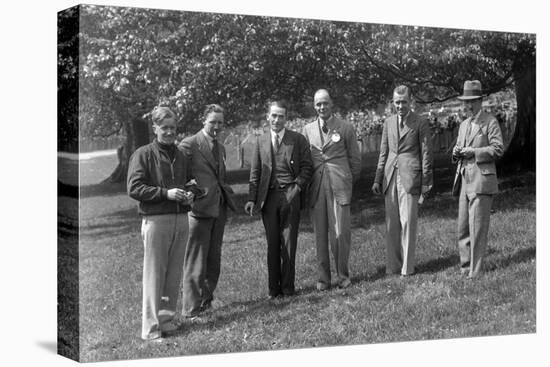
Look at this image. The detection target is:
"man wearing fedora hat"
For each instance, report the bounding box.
[452,80,503,278]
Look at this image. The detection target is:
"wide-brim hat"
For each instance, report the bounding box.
[457,80,483,100]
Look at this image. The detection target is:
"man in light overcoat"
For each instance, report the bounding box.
[302,89,361,290]
[452,80,503,277]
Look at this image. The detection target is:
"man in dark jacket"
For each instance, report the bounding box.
[178,104,237,317]
[127,107,195,341]
[245,100,312,298]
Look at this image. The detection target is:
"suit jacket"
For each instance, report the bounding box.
[303,116,361,207]
[179,131,237,218]
[374,111,433,195]
[452,111,503,196]
[248,129,313,210]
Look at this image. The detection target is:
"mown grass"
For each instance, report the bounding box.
[68,169,535,362]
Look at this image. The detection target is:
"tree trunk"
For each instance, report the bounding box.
[102,115,151,183]
[500,54,536,172]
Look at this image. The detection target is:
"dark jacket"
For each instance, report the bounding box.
[127,140,193,216]
[248,129,313,210]
[178,131,237,218]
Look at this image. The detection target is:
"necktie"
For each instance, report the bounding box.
[274,134,280,151]
[212,138,220,165]
[465,121,472,145]
[321,121,328,134]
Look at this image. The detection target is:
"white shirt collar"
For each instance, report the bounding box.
[201,129,216,148]
[398,111,410,124]
[271,128,285,146]
[319,115,333,126]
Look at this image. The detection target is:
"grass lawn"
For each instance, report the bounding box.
[60,157,535,362]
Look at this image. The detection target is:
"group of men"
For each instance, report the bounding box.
[127,80,504,341]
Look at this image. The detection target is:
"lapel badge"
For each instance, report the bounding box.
[331,132,341,143]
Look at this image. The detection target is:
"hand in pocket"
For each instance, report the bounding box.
[285,184,299,203]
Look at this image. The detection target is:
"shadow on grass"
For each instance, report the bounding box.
[485,246,536,273]
[80,182,127,199]
[80,207,140,240]
[416,254,460,274]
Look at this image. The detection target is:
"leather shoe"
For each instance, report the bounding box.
[282,289,295,297]
[338,278,351,289]
[200,300,212,312]
[160,320,181,333]
[316,282,330,291]
[183,311,201,319]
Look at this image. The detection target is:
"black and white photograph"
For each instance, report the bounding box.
[3,0,548,366]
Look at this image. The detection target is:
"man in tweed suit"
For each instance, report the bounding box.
[452,80,503,278]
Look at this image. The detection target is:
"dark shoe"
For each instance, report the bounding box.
[182,310,201,319]
[338,278,351,289]
[200,300,212,312]
[267,292,281,300]
[316,282,330,291]
[160,320,182,334]
[186,315,204,323]
[282,289,296,297]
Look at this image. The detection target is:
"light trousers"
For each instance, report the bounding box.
[457,184,493,277]
[141,213,189,340]
[385,170,419,275]
[311,178,351,287]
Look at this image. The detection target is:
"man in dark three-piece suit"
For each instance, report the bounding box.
[245,100,313,299]
[452,80,503,278]
[179,104,236,316]
[372,85,433,277]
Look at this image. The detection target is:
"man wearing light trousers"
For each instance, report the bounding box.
[303,89,361,290]
[372,85,433,277]
[452,80,503,278]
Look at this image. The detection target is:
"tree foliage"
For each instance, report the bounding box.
[58,5,535,176]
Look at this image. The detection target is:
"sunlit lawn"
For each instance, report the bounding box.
[58,156,536,362]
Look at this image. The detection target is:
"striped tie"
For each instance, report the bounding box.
[274,134,280,151]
